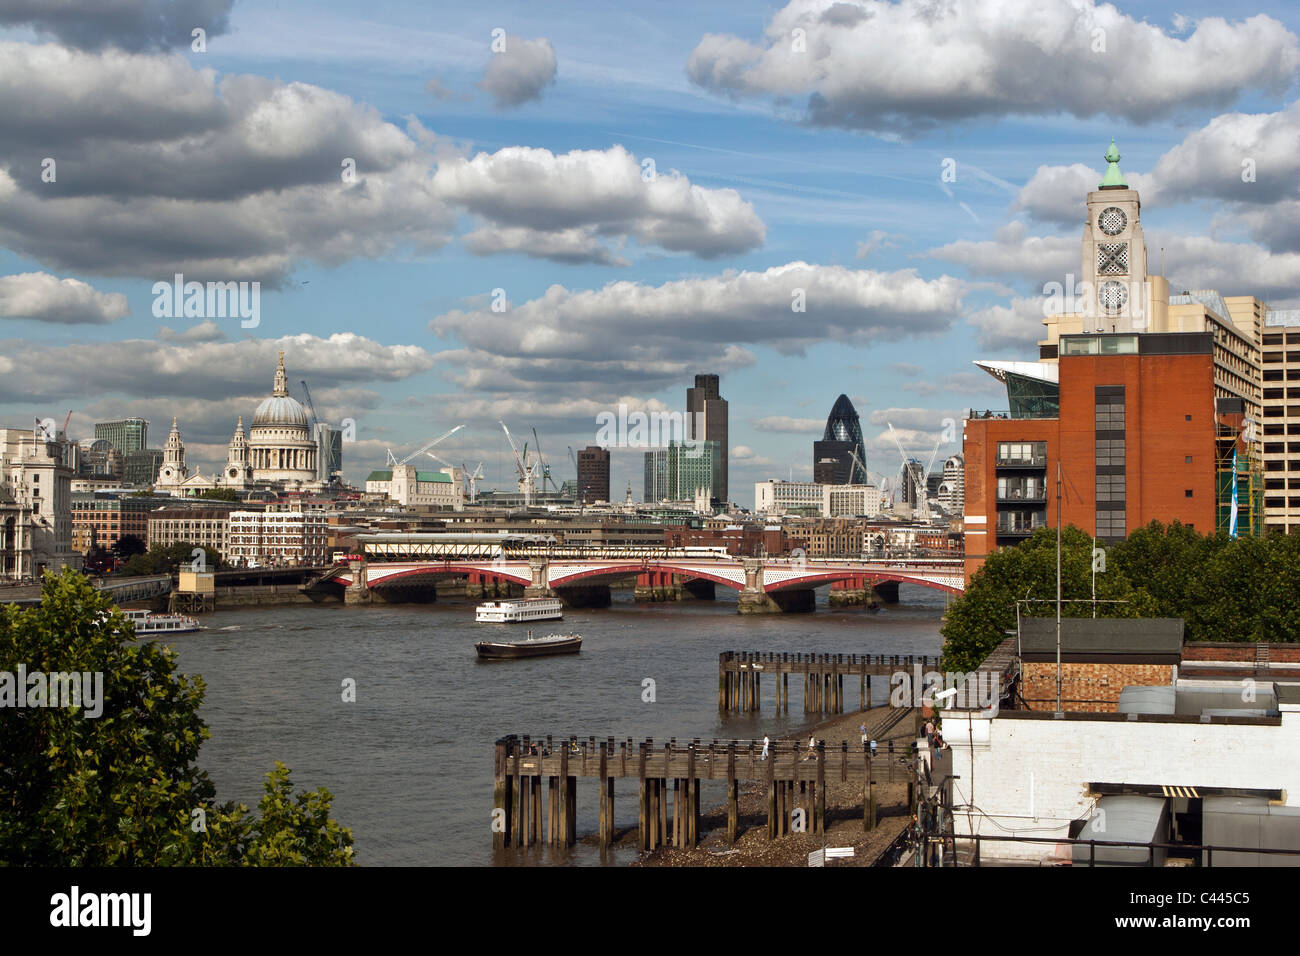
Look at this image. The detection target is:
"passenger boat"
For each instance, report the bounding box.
[475,631,582,659]
[474,597,564,623]
[120,608,203,634]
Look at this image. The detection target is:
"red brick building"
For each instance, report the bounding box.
[964,332,1217,581]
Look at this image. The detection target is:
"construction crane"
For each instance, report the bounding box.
[532,427,558,492]
[386,425,463,467]
[299,380,319,433]
[499,420,538,506]
[463,461,484,504]
[887,423,930,520]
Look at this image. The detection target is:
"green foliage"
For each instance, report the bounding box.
[119,542,223,576]
[943,521,1300,671]
[196,488,240,502]
[0,570,355,866]
[940,525,1150,672]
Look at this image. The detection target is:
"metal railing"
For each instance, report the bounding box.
[953,832,1300,867]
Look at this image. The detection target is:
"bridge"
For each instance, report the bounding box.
[325,547,963,613]
[1,573,172,608]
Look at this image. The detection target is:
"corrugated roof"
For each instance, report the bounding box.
[1019,617,1184,659]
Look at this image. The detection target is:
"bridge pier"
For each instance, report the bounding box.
[829,575,880,609]
[344,560,371,606]
[739,588,814,614]
[523,557,557,601]
[634,570,681,603]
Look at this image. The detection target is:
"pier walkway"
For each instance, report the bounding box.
[492,713,916,852]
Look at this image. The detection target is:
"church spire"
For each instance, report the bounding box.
[1099,138,1127,189]
[273,350,288,397]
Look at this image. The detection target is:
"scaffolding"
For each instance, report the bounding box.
[1215,400,1264,537]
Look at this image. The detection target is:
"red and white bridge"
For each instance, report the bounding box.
[327,555,964,608]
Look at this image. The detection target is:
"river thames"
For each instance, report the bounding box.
[165,586,946,866]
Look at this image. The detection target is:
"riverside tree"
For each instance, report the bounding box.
[0,569,355,866]
[942,521,1300,671]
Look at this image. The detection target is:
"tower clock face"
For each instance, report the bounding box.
[1099,280,1128,313]
[1099,207,1127,236]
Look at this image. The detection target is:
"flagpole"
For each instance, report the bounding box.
[1056,460,1062,714]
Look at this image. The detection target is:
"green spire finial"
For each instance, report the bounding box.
[1100,138,1127,188]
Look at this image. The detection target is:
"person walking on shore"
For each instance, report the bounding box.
[806,734,817,760]
[761,735,770,760]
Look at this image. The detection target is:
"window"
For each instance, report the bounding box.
[1096,510,1126,538]
[1185,455,1194,463]
[1095,403,1126,429]
[1096,439,1126,467]
[1186,415,1192,421]
[1185,489,1194,498]
[1096,474,1125,502]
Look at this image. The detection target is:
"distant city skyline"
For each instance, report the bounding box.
[1,1,1297,508]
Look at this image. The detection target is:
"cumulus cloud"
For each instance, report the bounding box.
[856,229,901,259]
[430,262,965,398]
[753,416,824,432]
[1015,105,1300,238]
[0,0,233,52]
[461,226,630,266]
[0,271,128,323]
[433,145,765,261]
[926,221,1077,286]
[965,296,1050,350]
[0,42,456,284]
[900,371,1004,397]
[157,319,225,342]
[0,332,438,405]
[480,35,557,108]
[868,407,959,430]
[686,0,1299,134]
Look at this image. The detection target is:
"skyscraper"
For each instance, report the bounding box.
[576,445,610,503]
[686,374,728,504]
[812,394,868,485]
[94,418,148,455]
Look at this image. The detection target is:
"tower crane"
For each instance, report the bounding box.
[531,427,558,492]
[499,420,537,506]
[886,423,930,519]
[463,461,484,504]
[299,380,319,433]
[386,425,463,467]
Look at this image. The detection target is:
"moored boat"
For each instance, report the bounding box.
[474,597,564,623]
[120,608,203,634]
[475,631,582,659]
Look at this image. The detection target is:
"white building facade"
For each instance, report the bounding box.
[226,509,328,567]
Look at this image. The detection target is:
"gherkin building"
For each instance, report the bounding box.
[812,394,868,485]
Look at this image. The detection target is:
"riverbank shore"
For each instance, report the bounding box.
[626,704,916,867]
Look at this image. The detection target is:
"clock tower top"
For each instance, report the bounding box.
[1099,138,1127,189]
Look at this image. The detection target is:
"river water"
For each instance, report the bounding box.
[164,586,946,866]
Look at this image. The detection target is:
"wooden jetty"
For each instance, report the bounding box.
[492,723,914,852]
[718,651,942,714]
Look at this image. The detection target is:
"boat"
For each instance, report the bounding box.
[120,608,203,634]
[475,631,582,659]
[474,597,564,623]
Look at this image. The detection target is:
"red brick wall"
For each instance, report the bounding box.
[1021,660,1173,712]
[1183,643,1300,662]
[1058,351,1215,534]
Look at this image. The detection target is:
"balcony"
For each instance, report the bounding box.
[996,513,1046,536]
[995,455,1048,469]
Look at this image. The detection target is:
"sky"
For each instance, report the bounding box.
[0,0,1297,506]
